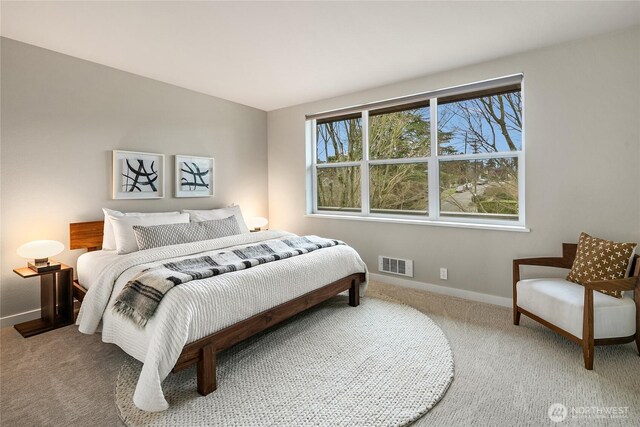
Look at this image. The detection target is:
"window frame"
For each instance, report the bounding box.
[306,74,527,231]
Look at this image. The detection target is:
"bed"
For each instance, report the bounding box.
[70,221,367,412]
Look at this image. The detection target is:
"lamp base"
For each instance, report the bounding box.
[28,261,61,273]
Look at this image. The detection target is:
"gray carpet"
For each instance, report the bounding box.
[1,281,639,426]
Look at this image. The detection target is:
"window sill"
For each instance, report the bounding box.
[304,213,530,233]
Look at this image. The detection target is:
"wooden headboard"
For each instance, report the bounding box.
[70,221,104,251]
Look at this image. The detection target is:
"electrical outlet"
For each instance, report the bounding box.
[440,268,448,280]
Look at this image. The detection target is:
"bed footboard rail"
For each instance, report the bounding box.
[172,272,366,395]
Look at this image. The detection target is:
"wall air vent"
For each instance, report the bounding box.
[378,256,413,277]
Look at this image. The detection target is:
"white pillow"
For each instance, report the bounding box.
[108,213,190,255]
[102,208,182,250]
[182,205,250,234]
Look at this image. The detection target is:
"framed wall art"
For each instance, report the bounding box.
[175,155,215,198]
[112,150,165,199]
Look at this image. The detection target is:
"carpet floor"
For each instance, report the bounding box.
[1,281,639,426]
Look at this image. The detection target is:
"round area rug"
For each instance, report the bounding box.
[115,297,454,427]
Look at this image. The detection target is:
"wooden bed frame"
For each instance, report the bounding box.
[69,221,366,395]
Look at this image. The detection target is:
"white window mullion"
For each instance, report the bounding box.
[316,161,362,168]
[437,151,522,162]
[368,156,432,165]
[429,99,439,220]
[517,152,525,227]
[361,111,370,216]
[310,119,318,213]
[312,164,318,213]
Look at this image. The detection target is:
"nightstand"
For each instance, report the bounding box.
[12,264,74,337]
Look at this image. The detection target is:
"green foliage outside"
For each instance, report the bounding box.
[316,92,522,218]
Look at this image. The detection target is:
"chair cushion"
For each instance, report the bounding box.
[517,278,636,339]
[566,232,637,298]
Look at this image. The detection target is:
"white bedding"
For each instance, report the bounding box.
[76,230,368,412]
[76,250,120,289]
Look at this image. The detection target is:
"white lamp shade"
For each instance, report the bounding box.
[247,216,268,229]
[17,240,64,260]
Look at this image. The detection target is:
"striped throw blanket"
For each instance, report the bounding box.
[113,236,344,327]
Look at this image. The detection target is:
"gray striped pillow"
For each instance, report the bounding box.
[133,216,241,250]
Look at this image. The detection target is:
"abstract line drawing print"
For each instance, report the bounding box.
[121,159,159,192]
[180,161,211,191]
[174,155,213,198]
[113,150,164,199]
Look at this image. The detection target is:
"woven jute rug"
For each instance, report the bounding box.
[115,297,454,426]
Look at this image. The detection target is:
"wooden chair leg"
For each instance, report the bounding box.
[512,261,520,326]
[349,279,360,307]
[583,289,594,370]
[583,340,594,370]
[635,288,640,357]
[197,344,217,395]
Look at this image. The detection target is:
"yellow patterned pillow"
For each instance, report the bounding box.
[567,232,637,298]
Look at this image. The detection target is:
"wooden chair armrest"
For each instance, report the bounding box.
[513,257,572,269]
[513,243,577,274]
[513,257,572,291]
[583,276,638,292]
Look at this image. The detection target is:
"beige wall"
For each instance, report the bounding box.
[1,38,268,321]
[267,27,640,299]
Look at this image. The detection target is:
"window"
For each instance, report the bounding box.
[369,102,430,216]
[307,75,524,228]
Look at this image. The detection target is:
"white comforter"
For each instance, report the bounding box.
[76,230,368,412]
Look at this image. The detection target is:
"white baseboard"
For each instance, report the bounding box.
[2,277,510,327]
[0,308,41,328]
[369,273,512,308]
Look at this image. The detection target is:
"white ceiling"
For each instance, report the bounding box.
[2,1,639,111]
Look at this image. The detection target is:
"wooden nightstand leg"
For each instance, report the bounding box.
[40,274,56,324]
[57,269,74,322]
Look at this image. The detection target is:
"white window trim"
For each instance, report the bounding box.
[304,213,530,232]
[306,74,523,121]
[306,75,527,231]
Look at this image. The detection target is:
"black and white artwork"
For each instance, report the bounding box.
[121,159,158,193]
[113,150,165,199]
[175,155,214,198]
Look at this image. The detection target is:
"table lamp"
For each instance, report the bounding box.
[247,216,268,232]
[17,240,64,273]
